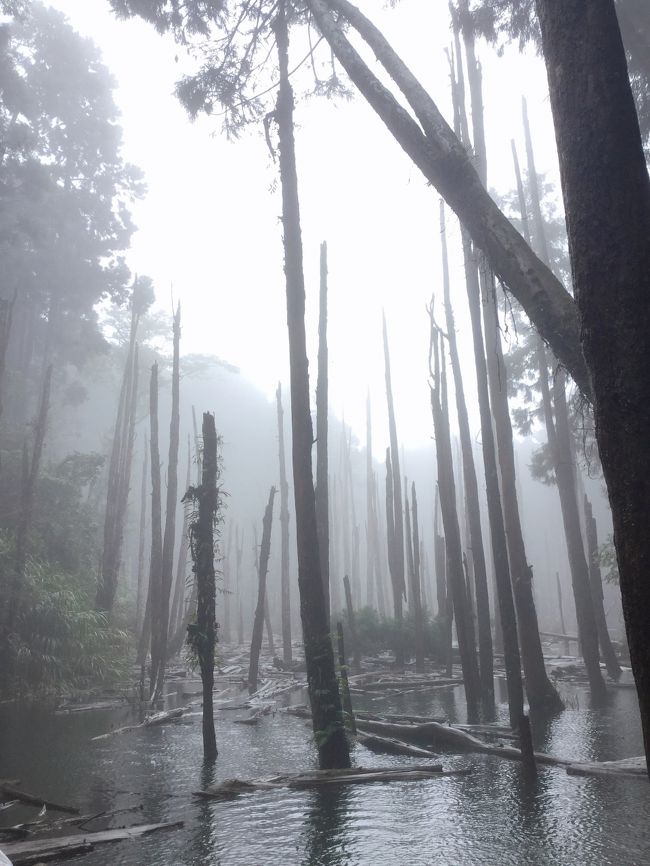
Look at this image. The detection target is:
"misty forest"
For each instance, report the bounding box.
[0,0,649,864]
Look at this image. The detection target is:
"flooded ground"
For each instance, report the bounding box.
[1,678,649,865]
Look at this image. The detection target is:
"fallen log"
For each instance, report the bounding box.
[91,707,188,741]
[355,731,439,759]
[0,785,78,815]
[565,756,647,779]
[11,841,93,864]
[1,820,184,863]
[194,764,460,799]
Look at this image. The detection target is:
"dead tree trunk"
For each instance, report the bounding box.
[97,299,139,614]
[276,382,292,663]
[365,392,375,610]
[519,110,607,701]
[147,363,163,695]
[0,291,16,423]
[409,482,425,673]
[371,471,388,618]
[135,437,149,635]
[187,412,219,760]
[440,200,493,701]
[343,574,361,674]
[316,242,330,622]
[382,316,406,623]
[273,4,349,769]
[169,441,191,643]
[236,527,245,645]
[152,304,181,699]
[337,621,356,734]
[222,522,233,645]
[428,319,480,721]
[584,495,621,679]
[249,487,276,693]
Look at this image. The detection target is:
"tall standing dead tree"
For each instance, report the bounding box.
[315,242,331,622]
[273,3,349,769]
[146,363,163,694]
[276,382,292,663]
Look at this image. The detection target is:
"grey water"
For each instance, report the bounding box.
[1,681,649,866]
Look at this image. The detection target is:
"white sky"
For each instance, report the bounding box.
[47,0,562,457]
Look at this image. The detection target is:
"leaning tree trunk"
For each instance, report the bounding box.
[273,4,349,769]
[315,242,331,622]
[249,487,276,692]
[307,0,589,395]
[152,305,181,699]
[428,319,480,721]
[276,383,292,663]
[440,200,493,701]
[187,412,219,760]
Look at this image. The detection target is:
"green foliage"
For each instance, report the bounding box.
[0,532,130,696]
[337,606,444,664]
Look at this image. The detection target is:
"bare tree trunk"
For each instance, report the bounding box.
[222,522,233,645]
[276,382,292,663]
[409,482,425,673]
[343,574,361,674]
[383,317,406,624]
[236,527,244,645]
[97,300,139,614]
[428,321,480,721]
[264,596,276,656]
[274,4,349,769]
[152,305,181,699]
[584,495,621,680]
[169,441,191,643]
[371,472,388,618]
[135,437,149,635]
[0,291,16,423]
[365,393,375,610]
[147,364,164,696]
[519,109,606,701]
[188,412,219,760]
[316,242,330,622]
[440,200,493,701]
[337,621,356,733]
[249,487,276,693]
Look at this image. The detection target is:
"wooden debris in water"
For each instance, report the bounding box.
[91,706,188,740]
[1,820,184,864]
[194,764,460,799]
[0,784,78,815]
[565,756,648,779]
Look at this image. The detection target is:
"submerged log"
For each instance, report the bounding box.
[566,756,647,779]
[1,820,184,863]
[195,764,457,799]
[355,731,440,759]
[91,706,188,740]
[0,785,78,815]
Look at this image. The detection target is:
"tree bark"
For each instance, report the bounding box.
[248,487,276,692]
[343,574,361,675]
[316,242,331,622]
[274,3,349,769]
[409,482,425,673]
[147,363,163,695]
[276,382,292,663]
[135,437,149,635]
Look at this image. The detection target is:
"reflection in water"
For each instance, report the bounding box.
[302,786,352,866]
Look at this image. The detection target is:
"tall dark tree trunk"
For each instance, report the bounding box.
[519,106,607,701]
[249,487,276,692]
[343,574,361,674]
[440,200,493,701]
[147,363,163,695]
[383,317,406,622]
[584,495,622,680]
[273,4,349,769]
[428,320,480,721]
[316,242,331,622]
[187,412,219,760]
[276,383,292,663]
[152,305,181,698]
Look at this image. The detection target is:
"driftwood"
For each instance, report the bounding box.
[1,820,184,864]
[195,764,459,799]
[355,731,439,759]
[91,706,188,741]
[0,785,78,815]
[10,841,93,864]
[565,756,648,779]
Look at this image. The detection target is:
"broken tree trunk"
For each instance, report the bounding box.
[249,487,276,693]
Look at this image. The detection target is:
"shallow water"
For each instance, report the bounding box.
[1,680,649,866]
